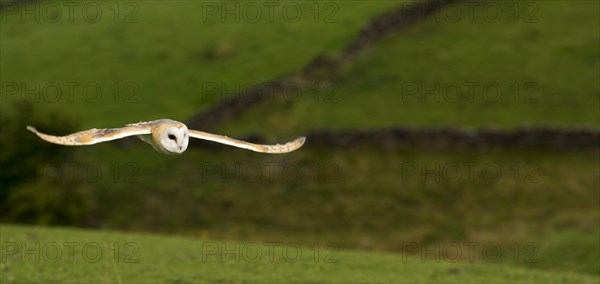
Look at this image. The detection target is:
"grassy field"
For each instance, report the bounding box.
[1,0,598,282]
[1,0,401,128]
[220,0,600,136]
[3,139,598,275]
[3,1,597,134]
[1,224,598,283]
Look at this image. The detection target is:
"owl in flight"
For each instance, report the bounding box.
[26,119,305,155]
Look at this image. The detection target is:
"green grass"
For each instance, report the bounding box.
[1,1,598,281]
[4,139,598,275]
[1,0,401,128]
[5,1,597,134]
[1,224,598,283]
[220,0,600,137]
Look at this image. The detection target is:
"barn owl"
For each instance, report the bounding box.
[26,119,305,155]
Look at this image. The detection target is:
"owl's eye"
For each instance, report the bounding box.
[168,134,176,140]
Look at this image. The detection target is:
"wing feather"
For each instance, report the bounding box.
[188,130,305,153]
[26,125,152,146]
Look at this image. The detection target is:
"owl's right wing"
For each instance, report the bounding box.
[26,123,152,146]
[188,130,305,153]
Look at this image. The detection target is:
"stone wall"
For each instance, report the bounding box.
[305,127,600,151]
[187,0,460,131]
[187,127,599,152]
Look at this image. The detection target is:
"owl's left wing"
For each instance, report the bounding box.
[188,130,305,153]
[26,124,152,146]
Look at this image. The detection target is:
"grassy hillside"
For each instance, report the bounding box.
[1,0,401,128]
[220,0,600,136]
[4,1,597,133]
[1,224,598,283]
[1,1,598,281]
[3,137,598,275]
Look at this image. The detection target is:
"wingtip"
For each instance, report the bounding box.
[289,136,306,151]
[26,125,37,133]
[297,136,307,145]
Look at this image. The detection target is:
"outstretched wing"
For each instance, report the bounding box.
[188,130,305,153]
[26,124,152,146]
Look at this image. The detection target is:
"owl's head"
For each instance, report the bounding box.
[159,124,189,155]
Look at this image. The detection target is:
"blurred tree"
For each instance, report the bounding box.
[0,102,81,224]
